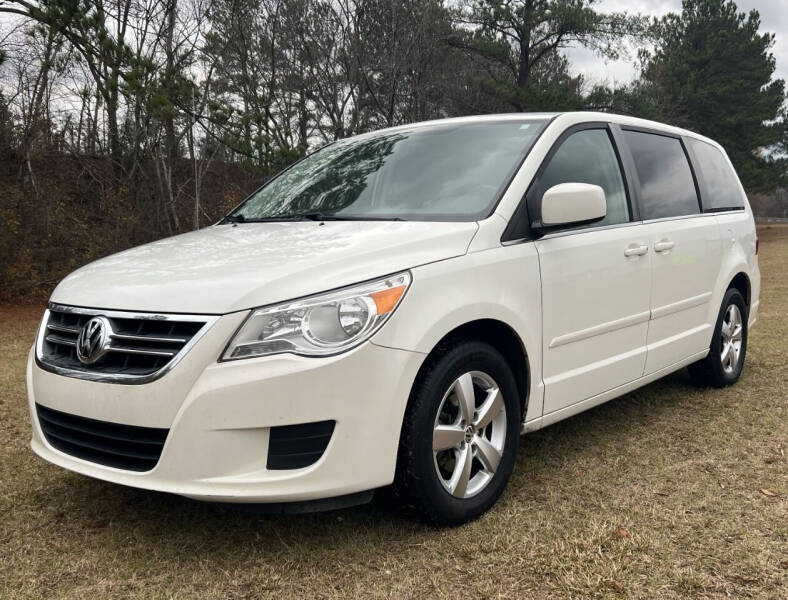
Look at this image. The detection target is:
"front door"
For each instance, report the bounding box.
[532,126,652,415]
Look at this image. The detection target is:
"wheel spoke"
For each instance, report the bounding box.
[721,319,732,339]
[474,387,504,430]
[449,444,473,498]
[433,425,465,451]
[732,324,743,342]
[474,435,501,473]
[453,373,476,423]
[721,342,731,365]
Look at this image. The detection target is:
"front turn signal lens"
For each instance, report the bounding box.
[370,285,407,315]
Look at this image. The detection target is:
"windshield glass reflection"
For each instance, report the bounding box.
[231,120,548,222]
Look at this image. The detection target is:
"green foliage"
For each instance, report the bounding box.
[1,0,786,304]
[585,79,664,121]
[451,0,646,110]
[596,0,787,191]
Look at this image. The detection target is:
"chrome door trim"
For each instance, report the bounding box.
[640,211,741,225]
[536,220,644,241]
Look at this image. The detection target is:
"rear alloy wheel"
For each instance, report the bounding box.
[719,304,744,375]
[689,287,748,388]
[396,341,520,525]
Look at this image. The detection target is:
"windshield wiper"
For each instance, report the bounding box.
[222,212,406,223]
[221,213,246,224]
[221,214,311,224]
[297,212,340,221]
[294,212,406,222]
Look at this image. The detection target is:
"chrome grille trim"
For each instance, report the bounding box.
[35,303,219,385]
[106,346,176,358]
[45,333,77,346]
[47,323,81,335]
[110,332,189,344]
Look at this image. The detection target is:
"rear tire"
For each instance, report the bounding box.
[688,288,748,388]
[395,341,520,526]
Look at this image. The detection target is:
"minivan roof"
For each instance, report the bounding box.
[363,111,720,151]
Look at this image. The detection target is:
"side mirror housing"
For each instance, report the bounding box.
[539,183,606,228]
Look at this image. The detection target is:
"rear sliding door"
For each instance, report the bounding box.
[619,129,723,375]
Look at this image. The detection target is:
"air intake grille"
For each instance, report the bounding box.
[36,403,169,472]
[37,305,214,383]
[267,420,335,470]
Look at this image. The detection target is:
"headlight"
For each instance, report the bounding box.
[222,272,411,360]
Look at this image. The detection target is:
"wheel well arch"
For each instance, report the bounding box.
[418,319,530,420]
[728,272,751,309]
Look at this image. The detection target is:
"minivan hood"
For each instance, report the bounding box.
[51,221,478,314]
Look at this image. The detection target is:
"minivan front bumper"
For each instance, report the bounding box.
[27,311,425,502]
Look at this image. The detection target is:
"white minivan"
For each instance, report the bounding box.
[28,112,760,524]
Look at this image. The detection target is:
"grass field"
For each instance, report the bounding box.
[0,227,786,600]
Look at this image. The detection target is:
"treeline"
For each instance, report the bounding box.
[0,0,786,301]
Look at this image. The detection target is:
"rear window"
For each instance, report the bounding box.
[686,138,744,211]
[623,130,700,220]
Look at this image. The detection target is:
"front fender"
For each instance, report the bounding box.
[372,245,544,421]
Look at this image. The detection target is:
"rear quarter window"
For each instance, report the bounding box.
[622,130,700,220]
[686,138,745,211]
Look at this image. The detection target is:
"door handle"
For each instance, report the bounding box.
[654,239,675,253]
[624,243,649,257]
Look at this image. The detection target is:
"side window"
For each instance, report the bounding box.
[686,138,744,211]
[623,130,700,219]
[537,128,630,227]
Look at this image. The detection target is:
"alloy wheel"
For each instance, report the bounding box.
[720,304,743,374]
[432,371,507,499]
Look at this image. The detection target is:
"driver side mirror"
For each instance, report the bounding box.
[539,183,606,228]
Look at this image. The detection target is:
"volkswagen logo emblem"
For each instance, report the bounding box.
[76,316,112,365]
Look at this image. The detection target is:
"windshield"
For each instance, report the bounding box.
[227,119,549,222]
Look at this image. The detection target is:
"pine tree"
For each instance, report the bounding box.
[642,0,786,190]
[450,0,645,111]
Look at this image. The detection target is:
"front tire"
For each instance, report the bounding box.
[395,341,521,525]
[689,288,748,388]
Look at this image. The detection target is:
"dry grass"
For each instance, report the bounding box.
[1,227,786,599]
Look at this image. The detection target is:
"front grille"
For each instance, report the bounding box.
[36,403,169,471]
[267,420,336,470]
[37,304,214,383]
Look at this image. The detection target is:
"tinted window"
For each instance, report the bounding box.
[230,120,548,222]
[538,129,629,227]
[623,131,699,219]
[687,138,744,210]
